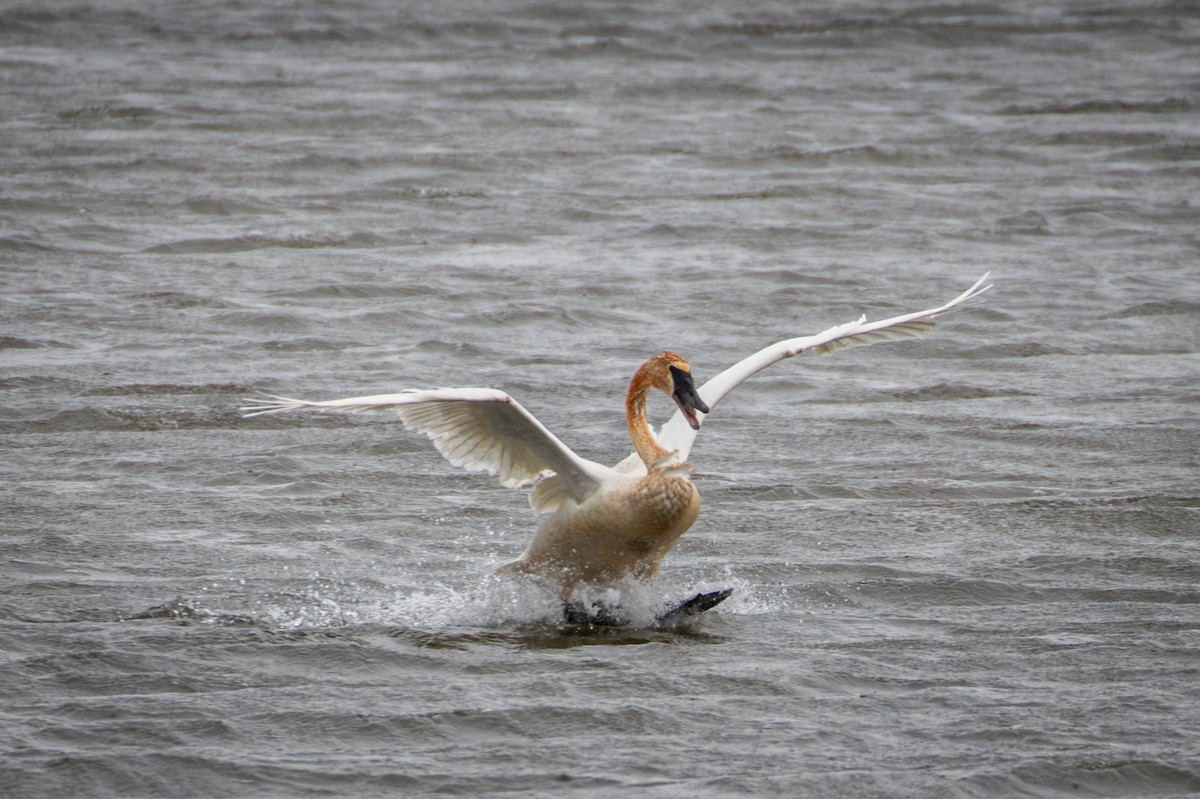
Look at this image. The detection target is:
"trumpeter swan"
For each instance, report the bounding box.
[242,273,991,596]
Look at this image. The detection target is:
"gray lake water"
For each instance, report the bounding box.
[2,1,1199,796]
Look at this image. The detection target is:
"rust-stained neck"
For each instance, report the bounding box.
[625,353,686,470]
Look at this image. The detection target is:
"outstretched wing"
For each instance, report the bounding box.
[241,389,615,507]
[620,272,992,470]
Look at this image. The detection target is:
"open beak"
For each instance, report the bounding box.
[669,365,710,430]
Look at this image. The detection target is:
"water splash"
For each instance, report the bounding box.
[165,566,771,633]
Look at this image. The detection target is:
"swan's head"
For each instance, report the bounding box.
[648,351,710,431]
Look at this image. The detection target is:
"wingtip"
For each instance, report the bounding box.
[238,394,301,418]
[937,272,994,316]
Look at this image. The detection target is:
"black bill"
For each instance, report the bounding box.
[669,364,710,430]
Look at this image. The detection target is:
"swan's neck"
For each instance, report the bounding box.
[626,363,673,471]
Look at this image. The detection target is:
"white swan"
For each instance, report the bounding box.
[242,273,991,596]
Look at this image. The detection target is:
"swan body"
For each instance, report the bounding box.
[242,273,992,596]
[499,351,708,590]
[504,464,701,589]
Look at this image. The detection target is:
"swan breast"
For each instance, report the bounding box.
[507,469,700,590]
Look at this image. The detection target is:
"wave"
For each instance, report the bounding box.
[142,230,393,254]
[999,96,1197,116]
[0,335,74,350]
[883,382,1035,401]
[1113,299,1200,318]
[0,236,65,253]
[0,406,235,434]
[962,758,1200,797]
[128,290,238,310]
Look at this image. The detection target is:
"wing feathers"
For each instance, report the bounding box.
[652,273,992,463]
[805,319,935,356]
[242,274,991,502]
[241,389,614,503]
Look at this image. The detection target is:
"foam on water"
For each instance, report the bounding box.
[171,565,782,634]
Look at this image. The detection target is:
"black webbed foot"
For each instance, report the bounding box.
[561,588,733,628]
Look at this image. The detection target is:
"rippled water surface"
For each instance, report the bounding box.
[2,1,1199,796]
